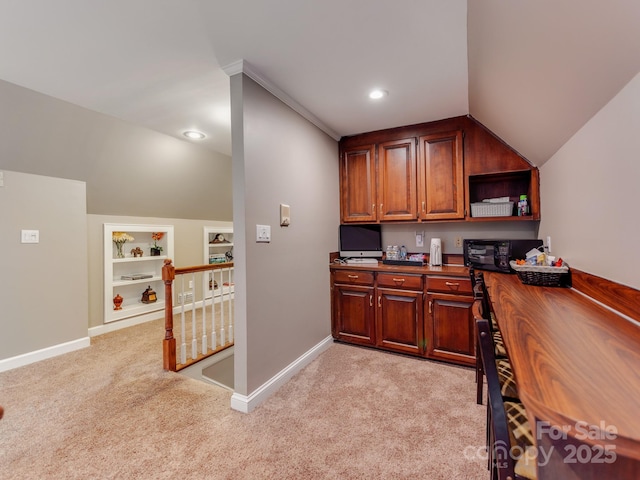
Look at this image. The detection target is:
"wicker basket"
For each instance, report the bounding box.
[509,261,569,287]
[470,202,514,217]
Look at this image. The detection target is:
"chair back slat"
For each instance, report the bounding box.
[476,317,518,479]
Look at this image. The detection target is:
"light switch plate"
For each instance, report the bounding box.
[21,229,40,243]
[256,224,271,243]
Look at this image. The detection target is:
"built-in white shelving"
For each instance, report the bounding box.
[104,223,174,323]
[203,226,234,299]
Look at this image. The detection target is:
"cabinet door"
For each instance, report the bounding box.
[418,131,464,220]
[377,138,417,221]
[333,285,376,346]
[340,145,377,222]
[376,288,424,355]
[425,292,474,366]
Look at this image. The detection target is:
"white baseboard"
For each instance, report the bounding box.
[230,335,333,413]
[89,310,164,337]
[0,337,91,373]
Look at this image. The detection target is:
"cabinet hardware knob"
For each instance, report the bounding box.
[348,275,359,279]
[422,201,426,213]
[378,295,381,307]
[445,282,460,287]
[372,204,375,214]
[429,300,433,314]
[392,278,405,284]
[379,203,383,215]
[370,295,373,307]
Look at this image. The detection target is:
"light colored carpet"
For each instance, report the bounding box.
[0,319,487,479]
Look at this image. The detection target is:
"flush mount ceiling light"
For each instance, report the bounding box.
[183,130,206,140]
[369,89,388,100]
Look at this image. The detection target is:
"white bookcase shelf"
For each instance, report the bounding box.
[204,226,234,299]
[104,223,174,323]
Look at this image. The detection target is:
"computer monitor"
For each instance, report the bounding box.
[339,224,383,258]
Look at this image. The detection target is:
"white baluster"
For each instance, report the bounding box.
[219,269,226,345]
[211,269,217,349]
[227,267,233,335]
[180,275,186,365]
[191,272,197,359]
[202,271,208,354]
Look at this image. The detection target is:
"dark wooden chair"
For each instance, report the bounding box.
[476,317,537,479]
[473,273,519,405]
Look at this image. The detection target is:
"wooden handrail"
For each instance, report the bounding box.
[175,261,233,275]
[161,259,234,372]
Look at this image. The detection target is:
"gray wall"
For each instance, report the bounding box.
[0,78,234,362]
[0,78,232,220]
[381,222,538,256]
[231,74,340,396]
[540,73,640,290]
[0,171,88,360]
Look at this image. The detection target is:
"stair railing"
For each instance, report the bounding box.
[162,259,234,372]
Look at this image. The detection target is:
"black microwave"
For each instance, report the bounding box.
[463,239,543,273]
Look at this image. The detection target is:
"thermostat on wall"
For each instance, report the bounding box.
[280,204,290,226]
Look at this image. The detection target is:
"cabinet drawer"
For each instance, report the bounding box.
[426,276,472,295]
[333,270,375,286]
[377,272,423,290]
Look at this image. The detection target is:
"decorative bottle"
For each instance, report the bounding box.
[518,195,529,216]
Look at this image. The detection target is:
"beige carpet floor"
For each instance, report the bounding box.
[0,319,487,479]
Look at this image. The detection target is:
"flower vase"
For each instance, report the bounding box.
[150,247,161,256]
[115,242,125,258]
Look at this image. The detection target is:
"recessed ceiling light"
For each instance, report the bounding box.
[369,89,388,100]
[183,130,206,140]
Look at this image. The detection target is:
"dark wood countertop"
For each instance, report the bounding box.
[330,261,469,277]
[484,271,640,463]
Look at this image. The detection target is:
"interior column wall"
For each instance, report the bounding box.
[230,74,340,399]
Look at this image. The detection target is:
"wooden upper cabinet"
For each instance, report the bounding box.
[338,115,540,224]
[418,131,464,220]
[340,144,377,222]
[377,138,417,221]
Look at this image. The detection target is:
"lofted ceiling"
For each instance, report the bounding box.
[0,1,638,165]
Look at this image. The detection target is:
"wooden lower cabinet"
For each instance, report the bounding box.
[333,284,376,346]
[425,292,475,365]
[376,288,423,355]
[331,267,474,366]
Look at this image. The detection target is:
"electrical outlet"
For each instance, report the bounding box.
[455,236,463,248]
[177,292,194,304]
[416,232,424,248]
[547,236,552,253]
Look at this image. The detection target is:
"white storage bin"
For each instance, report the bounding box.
[470,201,514,217]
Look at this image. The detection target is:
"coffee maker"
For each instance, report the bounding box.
[429,238,442,266]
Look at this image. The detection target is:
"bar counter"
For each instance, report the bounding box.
[484,271,640,479]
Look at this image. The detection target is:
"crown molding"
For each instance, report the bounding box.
[221,59,341,141]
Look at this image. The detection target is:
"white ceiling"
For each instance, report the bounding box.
[0,1,638,164]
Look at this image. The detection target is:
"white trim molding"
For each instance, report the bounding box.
[230,336,334,413]
[89,310,164,337]
[221,59,341,141]
[0,337,90,373]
